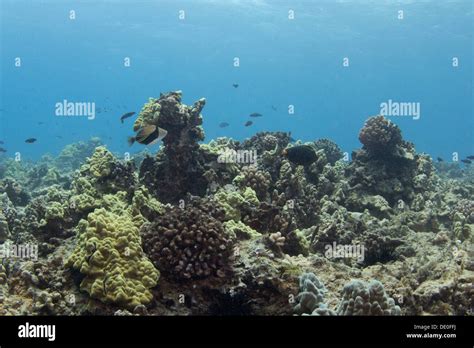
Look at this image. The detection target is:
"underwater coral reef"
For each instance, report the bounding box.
[0,91,472,316]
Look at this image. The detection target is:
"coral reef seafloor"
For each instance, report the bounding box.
[0,91,472,316]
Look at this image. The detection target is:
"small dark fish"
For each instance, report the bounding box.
[0,147,6,153]
[249,112,263,118]
[219,122,230,128]
[271,105,277,111]
[283,145,318,166]
[436,157,443,162]
[0,141,4,144]
[461,159,472,164]
[120,111,136,123]
[128,125,167,146]
[232,84,239,88]
[244,121,253,127]
[466,155,474,160]
[25,138,37,143]
[38,122,44,125]
[56,135,63,139]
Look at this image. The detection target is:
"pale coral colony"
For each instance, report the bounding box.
[0,91,472,316]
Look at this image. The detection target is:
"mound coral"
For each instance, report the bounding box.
[68,146,137,215]
[358,115,402,157]
[294,272,335,315]
[66,208,159,309]
[336,279,401,316]
[346,116,436,205]
[78,146,136,195]
[294,273,401,316]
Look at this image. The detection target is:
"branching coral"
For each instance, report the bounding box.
[141,199,234,280]
[233,166,272,201]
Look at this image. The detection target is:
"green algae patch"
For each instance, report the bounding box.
[224,220,261,240]
[215,187,259,221]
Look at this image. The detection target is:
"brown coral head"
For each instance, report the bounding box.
[358,115,402,154]
[141,202,234,280]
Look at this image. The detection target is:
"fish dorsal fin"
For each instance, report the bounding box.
[136,125,157,141]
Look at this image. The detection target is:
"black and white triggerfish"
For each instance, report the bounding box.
[128,125,167,146]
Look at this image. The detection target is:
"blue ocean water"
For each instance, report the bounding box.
[1,0,472,161]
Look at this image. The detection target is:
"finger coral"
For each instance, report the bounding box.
[141,199,234,280]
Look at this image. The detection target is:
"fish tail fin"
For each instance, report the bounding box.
[127,136,135,146]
